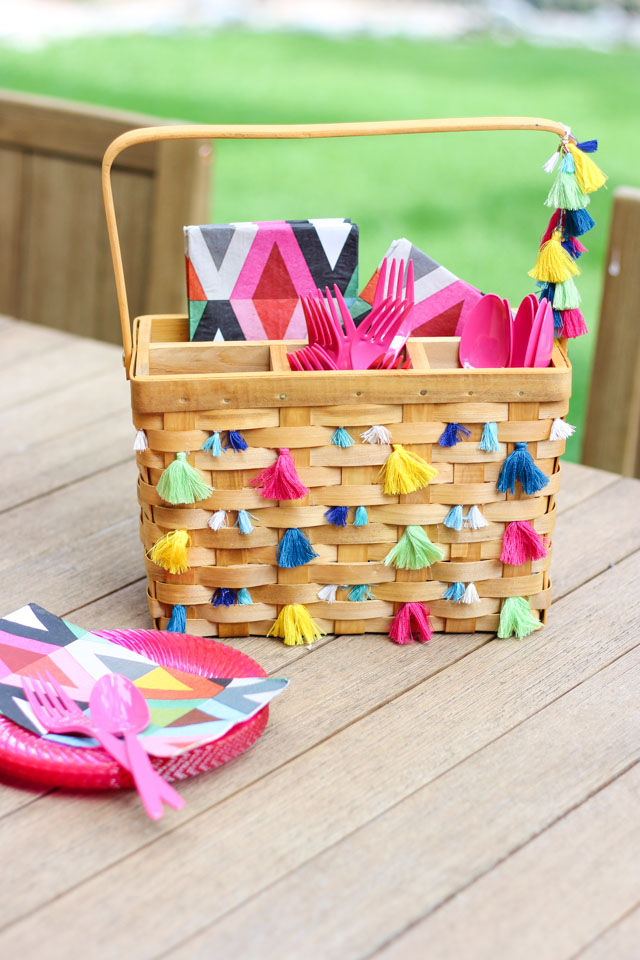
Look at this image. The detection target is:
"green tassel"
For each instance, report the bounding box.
[157,452,213,505]
[384,525,444,570]
[497,597,542,639]
[553,277,581,311]
[545,170,590,211]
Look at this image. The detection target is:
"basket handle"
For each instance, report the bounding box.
[101,117,569,374]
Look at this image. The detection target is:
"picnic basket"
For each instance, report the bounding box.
[102,118,574,643]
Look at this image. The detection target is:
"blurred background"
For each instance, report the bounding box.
[1,0,639,460]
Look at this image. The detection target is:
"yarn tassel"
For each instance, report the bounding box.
[540,209,561,245]
[553,277,581,311]
[224,430,248,452]
[267,604,324,646]
[479,421,500,453]
[236,509,256,534]
[360,425,392,444]
[465,505,489,530]
[201,431,222,456]
[379,444,438,495]
[545,163,590,211]
[384,525,444,570]
[167,604,186,633]
[354,505,369,527]
[317,584,339,604]
[562,237,588,259]
[567,141,607,194]
[250,448,309,500]
[497,597,542,639]
[500,521,548,565]
[549,418,576,442]
[133,429,148,452]
[347,584,374,602]
[212,588,236,607]
[157,452,213,505]
[439,422,471,447]
[497,443,549,496]
[208,509,228,531]
[148,529,191,574]
[324,505,349,527]
[563,208,595,237]
[576,139,598,153]
[528,230,579,284]
[443,505,463,531]
[442,582,465,602]
[237,587,253,605]
[330,427,355,448]
[559,308,588,338]
[553,309,563,333]
[389,602,432,645]
[462,582,480,604]
[542,147,560,174]
[276,528,318,568]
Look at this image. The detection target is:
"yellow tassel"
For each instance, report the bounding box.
[378,444,438,495]
[267,603,324,646]
[528,230,580,284]
[148,529,191,574]
[567,142,607,194]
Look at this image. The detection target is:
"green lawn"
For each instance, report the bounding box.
[2,30,639,460]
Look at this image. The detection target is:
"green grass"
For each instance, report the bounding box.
[2,30,639,460]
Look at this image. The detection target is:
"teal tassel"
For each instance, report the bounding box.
[236,510,256,534]
[442,582,465,602]
[277,528,318,568]
[479,422,500,453]
[167,604,186,632]
[330,427,355,448]
[201,432,222,457]
[497,443,549,496]
[347,584,374,602]
[354,505,369,527]
[443,505,463,531]
[237,587,253,605]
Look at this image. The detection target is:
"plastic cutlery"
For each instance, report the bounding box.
[531,299,554,367]
[458,293,511,368]
[510,294,537,367]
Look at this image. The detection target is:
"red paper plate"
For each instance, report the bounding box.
[0,629,269,790]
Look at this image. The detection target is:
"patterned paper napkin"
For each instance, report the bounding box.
[0,604,287,758]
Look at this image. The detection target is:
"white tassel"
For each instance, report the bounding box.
[318,584,339,603]
[549,417,576,441]
[465,505,489,530]
[133,429,148,452]
[462,582,479,604]
[360,425,392,445]
[542,150,560,174]
[208,509,228,531]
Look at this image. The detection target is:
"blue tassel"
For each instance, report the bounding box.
[201,431,222,456]
[212,587,236,607]
[324,505,349,527]
[562,238,583,260]
[442,582,465,602]
[347,584,374,602]
[439,422,471,447]
[277,528,318,568]
[479,422,500,453]
[330,427,355,448]
[553,309,564,332]
[564,208,595,237]
[237,587,253,605]
[497,442,550,495]
[167,604,186,632]
[560,152,575,173]
[536,281,555,303]
[224,430,248,452]
[576,139,598,153]
[444,505,463,531]
[236,510,255,534]
[354,505,368,527]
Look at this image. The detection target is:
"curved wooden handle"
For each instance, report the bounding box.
[101,117,570,373]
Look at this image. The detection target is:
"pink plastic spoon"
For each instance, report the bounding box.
[531,299,554,368]
[510,294,537,367]
[458,293,511,369]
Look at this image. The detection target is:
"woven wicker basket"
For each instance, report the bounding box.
[102,118,573,640]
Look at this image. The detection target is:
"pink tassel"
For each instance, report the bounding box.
[540,209,561,246]
[389,602,432,645]
[250,448,309,500]
[500,521,548,565]
[560,308,588,339]
[568,237,588,256]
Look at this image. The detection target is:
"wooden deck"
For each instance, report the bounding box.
[1,316,639,960]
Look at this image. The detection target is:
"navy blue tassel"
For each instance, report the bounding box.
[561,238,584,259]
[564,208,595,238]
[497,442,550,496]
[277,528,318,568]
[324,505,349,527]
[576,139,598,153]
[212,587,236,607]
[537,281,555,303]
[553,310,563,333]
[224,430,248,452]
[439,423,471,447]
[167,603,186,632]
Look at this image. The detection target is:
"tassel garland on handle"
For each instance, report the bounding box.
[549,418,576,442]
[324,505,349,528]
[201,432,222,457]
[212,588,236,607]
[267,604,324,646]
[465,505,489,530]
[277,528,318,568]
[133,429,148,452]
[157,452,213,505]
[167,604,186,633]
[497,443,549,496]
[498,597,542,639]
[439,422,471,447]
[317,584,339,604]
[384,526,444,570]
[347,584,374,602]
[224,430,248,452]
[500,521,548,565]
[379,445,438,495]
[354,505,369,527]
[208,509,228,531]
[236,510,256,534]
[148,529,191,574]
[479,422,500,453]
[250,448,309,500]
[330,427,355,448]
[360,425,392,445]
[443,505,463,531]
[389,602,432,645]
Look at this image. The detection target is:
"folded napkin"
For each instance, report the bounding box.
[186,218,359,341]
[0,604,287,758]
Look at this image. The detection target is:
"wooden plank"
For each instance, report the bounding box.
[0,147,25,316]
[575,906,640,960]
[0,317,80,370]
[555,460,618,511]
